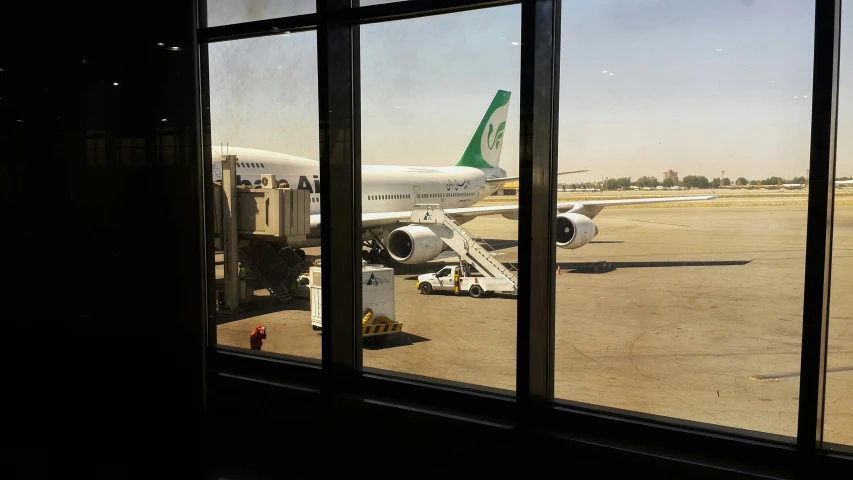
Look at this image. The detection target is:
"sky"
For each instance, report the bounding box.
[208,0,851,182]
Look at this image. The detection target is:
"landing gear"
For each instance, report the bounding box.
[363,234,394,266]
[294,248,306,261]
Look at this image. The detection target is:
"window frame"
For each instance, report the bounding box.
[196,0,849,473]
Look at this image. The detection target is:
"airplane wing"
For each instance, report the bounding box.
[309,195,715,228]
[485,170,590,184]
[838,180,853,185]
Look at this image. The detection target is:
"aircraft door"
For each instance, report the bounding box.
[413,186,420,207]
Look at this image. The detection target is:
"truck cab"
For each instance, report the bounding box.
[417,266,458,294]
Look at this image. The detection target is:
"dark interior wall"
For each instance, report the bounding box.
[2,0,204,475]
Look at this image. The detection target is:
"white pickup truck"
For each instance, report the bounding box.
[416,265,517,298]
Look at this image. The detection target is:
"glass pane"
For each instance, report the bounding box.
[824,2,853,450]
[206,0,314,27]
[359,6,521,393]
[554,0,814,439]
[208,32,321,362]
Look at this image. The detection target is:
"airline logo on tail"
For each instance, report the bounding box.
[455,90,511,169]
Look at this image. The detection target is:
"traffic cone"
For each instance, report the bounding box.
[557,264,561,275]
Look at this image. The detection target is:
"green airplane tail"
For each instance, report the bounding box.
[453,90,511,169]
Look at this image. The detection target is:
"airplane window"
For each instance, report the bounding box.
[550,0,817,439]
[206,1,314,27]
[209,31,321,363]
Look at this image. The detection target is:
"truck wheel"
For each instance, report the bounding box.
[420,283,433,295]
[469,285,484,298]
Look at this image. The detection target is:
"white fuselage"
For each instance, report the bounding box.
[213,147,506,245]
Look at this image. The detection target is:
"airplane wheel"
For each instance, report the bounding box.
[420,283,432,295]
[469,285,484,298]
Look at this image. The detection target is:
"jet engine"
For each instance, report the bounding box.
[556,212,598,249]
[387,225,445,264]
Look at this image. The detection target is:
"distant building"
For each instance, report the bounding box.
[663,169,679,184]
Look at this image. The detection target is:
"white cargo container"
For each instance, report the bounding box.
[310,266,400,335]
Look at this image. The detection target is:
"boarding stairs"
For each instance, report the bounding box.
[411,204,518,286]
[239,241,305,302]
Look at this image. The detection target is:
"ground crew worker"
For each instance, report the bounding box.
[238,262,247,280]
[250,325,266,350]
[454,268,460,295]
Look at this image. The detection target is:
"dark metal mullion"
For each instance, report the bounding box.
[318,0,362,384]
[192,0,210,412]
[197,40,216,347]
[199,13,318,43]
[796,0,841,462]
[517,0,560,416]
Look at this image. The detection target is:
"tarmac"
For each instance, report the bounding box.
[215,189,853,446]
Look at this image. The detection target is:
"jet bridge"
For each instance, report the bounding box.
[214,155,311,312]
[409,204,518,286]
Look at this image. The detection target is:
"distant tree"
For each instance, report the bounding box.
[682,175,710,189]
[662,177,674,188]
[711,177,722,188]
[788,176,806,185]
[748,180,758,186]
[722,178,731,186]
[736,177,748,186]
[762,176,782,186]
[603,177,632,190]
[636,176,659,188]
[839,176,853,181]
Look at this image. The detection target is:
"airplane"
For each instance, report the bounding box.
[779,180,852,189]
[212,90,715,264]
